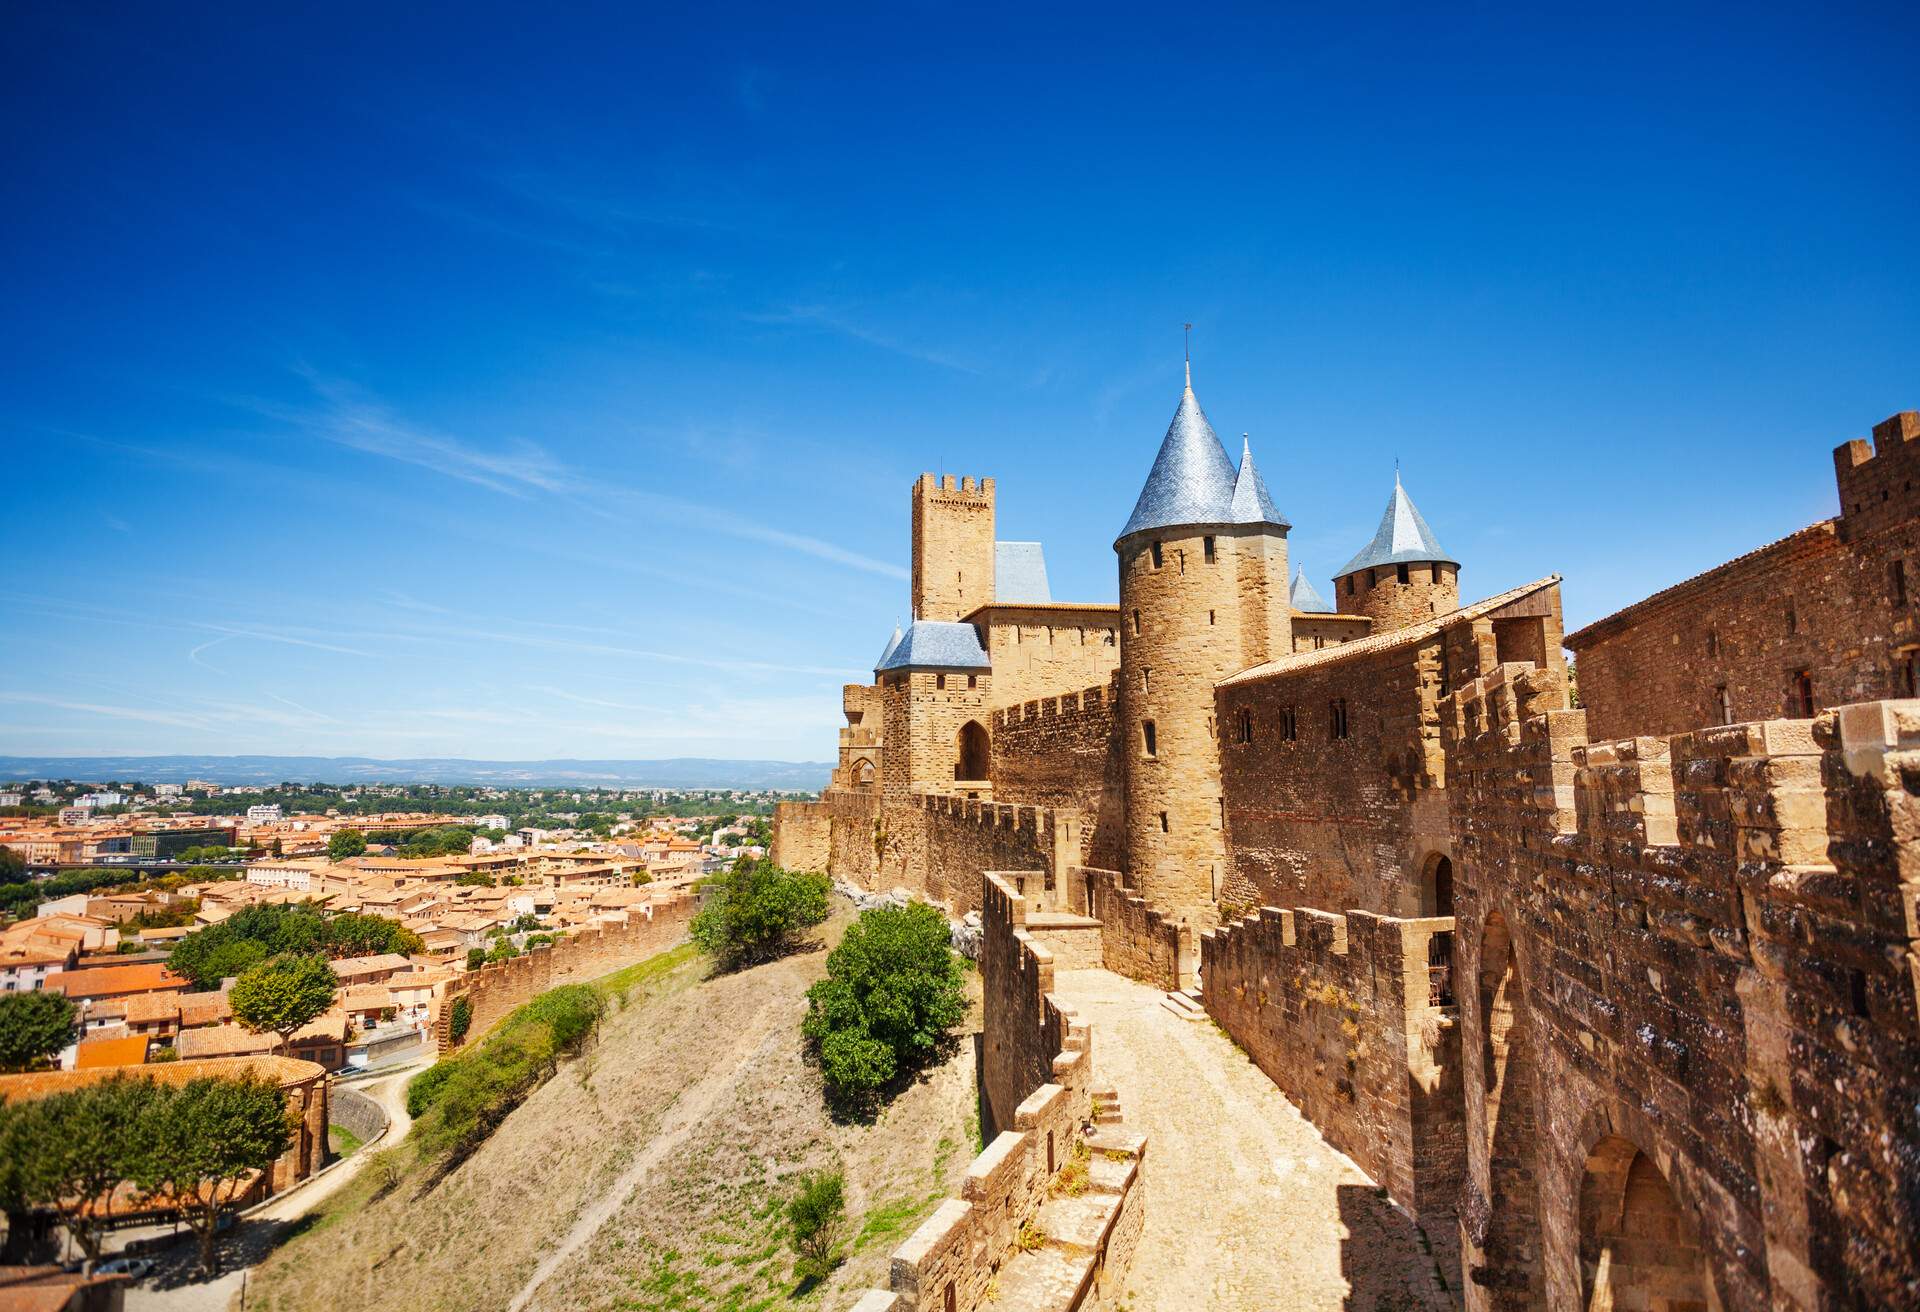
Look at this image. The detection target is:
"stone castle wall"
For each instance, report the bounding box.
[978,608,1121,711]
[1569,412,1920,741]
[1069,865,1193,991]
[990,676,1124,871]
[772,799,830,871]
[1440,658,1920,1312]
[779,788,1071,918]
[1200,903,1464,1268]
[843,872,1146,1312]
[434,892,696,1053]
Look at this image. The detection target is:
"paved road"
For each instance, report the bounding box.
[120,1057,428,1312]
[1052,968,1456,1311]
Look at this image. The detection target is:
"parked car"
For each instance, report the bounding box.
[96,1257,154,1280]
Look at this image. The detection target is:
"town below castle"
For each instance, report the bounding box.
[771,379,1920,1311]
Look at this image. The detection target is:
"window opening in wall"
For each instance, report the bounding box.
[1236,707,1253,743]
[1344,576,1354,597]
[1151,541,1164,569]
[1904,649,1920,697]
[968,674,978,689]
[1431,563,1442,583]
[1330,698,1350,739]
[1141,720,1157,758]
[1204,536,1216,562]
[936,674,946,690]
[1791,669,1815,718]
[1280,705,1297,741]
[1104,629,1115,645]
[1850,969,1870,1018]
[945,1284,956,1312]
[1397,563,1410,585]
[1047,1130,1055,1173]
[1894,560,1908,607]
[1208,609,1216,626]
[1206,714,1214,738]
[1786,600,1798,634]
[1159,811,1169,832]
[1716,685,1733,726]
[1314,636,1325,650]
[1131,610,1140,636]
[1141,667,1150,694]
[1706,629,1718,657]
[1178,549,1186,575]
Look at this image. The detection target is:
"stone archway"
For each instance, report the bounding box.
[853,758,875,789]
[1476,909,1543,1306]
[1579,1136,1717,1311]
[956,720,989,781]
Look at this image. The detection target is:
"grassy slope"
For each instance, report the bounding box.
[242,912,980,1312]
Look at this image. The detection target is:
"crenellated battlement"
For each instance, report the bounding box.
[1834,410,1920,543]
[992,675,1114,732]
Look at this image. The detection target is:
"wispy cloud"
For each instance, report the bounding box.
[744,304,983,375]
[0,692,216,733]
[235,370,909,581]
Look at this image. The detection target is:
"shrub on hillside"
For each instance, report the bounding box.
[448,996,473,1044]
[802,903,966,1107]
[406,1059,463,1119]
[786,1168,846,1286]
[411,983,607,1164]
[690,858,830,969]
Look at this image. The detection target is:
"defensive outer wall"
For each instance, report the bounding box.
[433,891,696,1052]
[1440,663,1919,1311]
[842,874,1146,1312]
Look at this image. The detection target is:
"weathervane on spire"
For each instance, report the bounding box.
[1184,323,1193,389]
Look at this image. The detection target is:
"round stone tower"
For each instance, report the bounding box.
[1115,369,1290,924]
[1332,471,1459,633]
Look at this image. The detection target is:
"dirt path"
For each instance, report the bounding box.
[504,979,795,1312]
[1053,968,1455,1311]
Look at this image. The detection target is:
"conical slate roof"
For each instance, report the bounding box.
[1115,381,1240,544]
[1290,566,1332,613]
[1336,472,1457,576]
[874,624,904,670]
[1230,436,1289,530]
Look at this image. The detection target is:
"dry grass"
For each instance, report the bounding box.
[238,908,980,1312]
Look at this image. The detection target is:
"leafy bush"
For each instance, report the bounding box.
[690,857,830,968]
[0,990,78,1071]
[786,1168,845,1285]
[803,903,966,1104]
[326,828,367,860]
[167,903,422,988]
[448,996,473,1044]
[406,1059,463,1118]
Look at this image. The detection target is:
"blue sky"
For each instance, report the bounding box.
[3,3,1916,762]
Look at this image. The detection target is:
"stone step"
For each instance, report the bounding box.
[1160,990,1207,1021]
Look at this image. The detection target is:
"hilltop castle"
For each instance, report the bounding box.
[778,380,1920,1311]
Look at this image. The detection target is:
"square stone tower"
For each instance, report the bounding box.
[912,474,995,621]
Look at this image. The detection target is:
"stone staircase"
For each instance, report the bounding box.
[1158,986,1207,1023]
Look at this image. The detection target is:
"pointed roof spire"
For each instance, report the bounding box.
[874,623,904,671]
[1183,322,1192,390]
[1290,566,1333,613]
[1115,374,1237,544]
[1230,433,1289,529]
[1336,469,1457,577]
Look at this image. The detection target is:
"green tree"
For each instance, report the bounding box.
[133,1073,294,1273]
[0,845,25,885]
[690,858,830,969]
[230,955,338,1055]
[803,903,967,1106]
[465,947,487,971]
[448,996,473,1045]
[14,1075,150,1262]
[168,933,270,990]
[786,1168,846,1286]
[325,912,423,958]
[326,828,367,860]
[0,991,77,1072]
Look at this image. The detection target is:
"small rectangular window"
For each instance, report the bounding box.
[1131,610,1141,635]
[1786,601,1798,635]
[1893,561,1908,607]
[1141,720,1157,758]
[1159,811,1169,832]
[1791,671,1815,717]
[968,674,978,689]
[1397,563,1410,585]
[1204,536,1216,563]
[1431,563,1442,584]
[1904,650,1920,697]
[1716,685,1732,725]
[1281,706,1297,741]
[1236,708,1253,744]
[936,674,946,690]
[1706,629,1719,658]
[1141,667,1150,693]
[1208,609,1215,625]
[1151,541,1164,569]
[1330,698,1350,740]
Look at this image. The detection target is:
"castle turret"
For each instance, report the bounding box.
[912,474,995,622]
[1333,471,1458,632]
[1115,371,1290,922]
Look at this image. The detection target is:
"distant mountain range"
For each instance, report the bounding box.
[0,755,833,791]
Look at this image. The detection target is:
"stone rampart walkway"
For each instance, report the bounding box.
[1051,968,1456,1311]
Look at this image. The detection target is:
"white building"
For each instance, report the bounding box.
[247,804,284,824]
[57,807,89,826]
[475,814,510,831]
[76,792,123,809]
[0,792,22,807]
[246,857,325,891]
[155,783,183,798]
